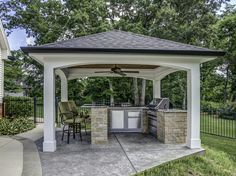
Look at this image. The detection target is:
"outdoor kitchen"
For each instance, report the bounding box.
[90,98,187,145]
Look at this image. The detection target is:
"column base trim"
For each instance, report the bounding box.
[186,138,201,149]
[43,140,56,152]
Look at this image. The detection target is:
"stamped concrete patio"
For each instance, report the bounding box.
[36,132,204,176]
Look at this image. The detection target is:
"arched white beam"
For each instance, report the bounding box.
[68,71,155,80]
[154,67,179,80]
[152,68,180,99]
[68,74,154,81]
[67,66,180,102]
[55,69,68,102]
[67,66,179,81]
[69,68,156,76]
[67,68,156,80]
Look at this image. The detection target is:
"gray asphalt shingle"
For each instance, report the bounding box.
[21,30,225,56]
[39,30,210,50]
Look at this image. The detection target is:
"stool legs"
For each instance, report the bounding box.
[61,123,83,144]
[79,123,82,142]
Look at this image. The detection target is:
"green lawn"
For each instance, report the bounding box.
[201,113,236,138]
[135,134,236,176]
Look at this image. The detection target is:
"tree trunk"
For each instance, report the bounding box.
[140,79,146,106]
[177,72,187,110]
[133,77,139,106]
[182,91,187,110]
[108,79,114,106]
[223,64,229,103]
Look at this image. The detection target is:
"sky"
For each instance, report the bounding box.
[5,0,236,50]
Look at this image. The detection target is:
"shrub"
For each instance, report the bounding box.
[0,117,35,135]
[201,101,224,112]
[219,106,236,120]
[4,96,33,118]
[201,101,236,119]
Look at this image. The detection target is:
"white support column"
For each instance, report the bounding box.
[0,59,4,103]
[186,64,201,149]
[153,79,161,98]
[56,69,68,102]
[43,64,56,152]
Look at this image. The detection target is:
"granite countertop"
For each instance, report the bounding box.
[108,106,148,110]
[157,109,187,112]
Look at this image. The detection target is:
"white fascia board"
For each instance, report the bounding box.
[28,52,218,70]
[28,54,44,65]
[0,20,10,59]
[200,56,220,63]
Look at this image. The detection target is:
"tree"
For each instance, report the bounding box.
[4,51,24,93]
[161,72,187,109]
[0,0,111,44]
[108,0,228,46]
[215,9,236,101]
[108,78,114,105]
[107,0,230,107]
[21,52,43,97]
[133,77,139,105]
[1,0,234,108]
[83,77,110,103]
[140,79,146,106]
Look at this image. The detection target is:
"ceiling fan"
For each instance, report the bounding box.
[94,65,139,76]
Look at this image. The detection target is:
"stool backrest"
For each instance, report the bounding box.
[68,100,78,115]
[58,102,74,121]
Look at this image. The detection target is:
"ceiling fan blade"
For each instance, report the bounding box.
[94,71,113,73]
[122,71,140,73]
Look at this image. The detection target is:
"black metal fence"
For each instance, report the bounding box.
[3,97,90,124]
[33,97,44,123]
[3,97,236,139]
[200,110,236,139]
[3,97,45,123]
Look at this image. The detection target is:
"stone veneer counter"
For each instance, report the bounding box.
[90,106,187,145]
[156,109,187,144]
[91,107,108,144]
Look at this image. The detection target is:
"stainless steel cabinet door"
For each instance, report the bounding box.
[110,110,124,129]
[127,111,141,129]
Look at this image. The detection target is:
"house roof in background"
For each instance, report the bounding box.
[21,30,225,56]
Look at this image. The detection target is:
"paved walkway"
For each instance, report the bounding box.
[36,132,204,176]
[16,123,44,141]
[0,124,44,176]
[16,124,43,176]
[0,125,204,176]
[0,136,23,176]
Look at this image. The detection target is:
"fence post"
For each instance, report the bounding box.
[33,97,37,124]
[2,97,5,117]
[235,114,236,138]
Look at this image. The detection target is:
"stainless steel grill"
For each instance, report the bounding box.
[147,98,169,136]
